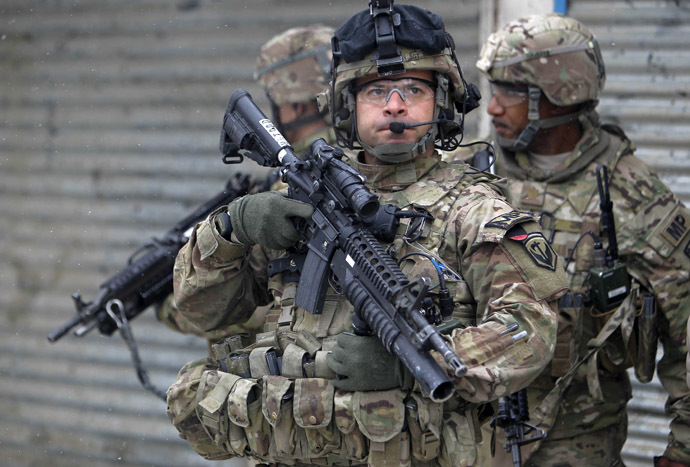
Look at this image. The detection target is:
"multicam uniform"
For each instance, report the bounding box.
[485,117,690,466]
[167,152,565,466]
[155,25,335,344]
[469,13,690,466]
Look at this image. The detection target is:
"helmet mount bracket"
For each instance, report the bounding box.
[369,0,405,76]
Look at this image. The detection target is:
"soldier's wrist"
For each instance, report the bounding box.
[227,197,254,246]
[213,212,234,241]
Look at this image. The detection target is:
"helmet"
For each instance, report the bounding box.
[476,14,605,150]
[326,2,479,163]
[477,13,605,106]
[255,25,333,107]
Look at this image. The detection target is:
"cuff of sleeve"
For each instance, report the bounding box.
[197,219,248,263]
[213,228,249,260]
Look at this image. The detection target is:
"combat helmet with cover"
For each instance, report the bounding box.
[476,13,606,151]
[255,25,333,132]
[321,0,480,163]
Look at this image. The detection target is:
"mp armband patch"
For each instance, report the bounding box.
[486,211,536,230]
[507,226,558,271]
[660,204,690,248]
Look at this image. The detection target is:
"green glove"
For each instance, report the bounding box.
[225,191,313,250]
[327,333,414,392]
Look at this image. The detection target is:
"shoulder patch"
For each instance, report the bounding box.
[660,205,690,247]
[486,211,536,230]
[507,227,558,271]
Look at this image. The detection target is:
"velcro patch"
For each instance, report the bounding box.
[508,227,558,271]
[485,211,536,230]
[661,205,690,247]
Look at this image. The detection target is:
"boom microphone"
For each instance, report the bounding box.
[389,120,438,134]
[389,115,459,134]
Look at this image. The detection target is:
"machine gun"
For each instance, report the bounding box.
[219,88,466,402]
[47,174,255,399]
[492,389,546,467]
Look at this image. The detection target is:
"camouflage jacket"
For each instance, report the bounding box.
[491,114,690,464]
[167,152,564,466]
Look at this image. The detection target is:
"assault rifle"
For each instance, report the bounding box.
[48,173,255,342]
[219,89,466,402]
[47,174,255,399]
[492,389,546,467]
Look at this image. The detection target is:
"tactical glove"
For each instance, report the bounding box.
[327,333,414,392]
[225,191,314,250]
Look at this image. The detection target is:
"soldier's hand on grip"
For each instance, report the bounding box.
[327,333,413,392]
[226,191,313,250]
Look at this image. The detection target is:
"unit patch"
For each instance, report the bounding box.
[485,211,536,230]
[661,205,690,247]
[508,227,558,271]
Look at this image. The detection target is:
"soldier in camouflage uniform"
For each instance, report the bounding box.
[470,14,690,467]
[166,4,565,466]
[254,24,336,156]
[155,25,336,344]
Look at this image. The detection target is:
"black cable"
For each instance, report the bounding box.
[461,140,497,174]
[396,208,433,243]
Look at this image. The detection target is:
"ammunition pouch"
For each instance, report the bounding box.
[591,280,658,383]
[552,277,658,384]
[633,294,658,383]
[201,331,479,466]
[552,292,584,378]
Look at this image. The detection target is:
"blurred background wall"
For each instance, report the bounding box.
[1,1,688,466]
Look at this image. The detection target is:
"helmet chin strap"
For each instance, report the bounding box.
[498,86,589,152]
[356,107,440,163]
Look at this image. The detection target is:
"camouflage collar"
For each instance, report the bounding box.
[348,151,442,192]
[500,112,610,183]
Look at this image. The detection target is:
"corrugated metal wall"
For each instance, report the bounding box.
[568,1,690,465]
[0,1,480,466]
[571,0,690,205]
[2,1,688,466]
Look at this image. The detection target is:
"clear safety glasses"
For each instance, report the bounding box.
[353,78,435,107]
[489,82,529,107]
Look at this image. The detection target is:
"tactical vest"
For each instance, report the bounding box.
[201,161,488,466]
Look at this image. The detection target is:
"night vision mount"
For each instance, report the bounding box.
[369,0,405,76]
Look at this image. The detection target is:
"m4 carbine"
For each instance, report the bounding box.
[220,88,466,402]
[493,388,546,467]
[46,174,256,399]
[47,173,255,343]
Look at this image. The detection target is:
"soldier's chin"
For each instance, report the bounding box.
[382,135,415,145]
[492,125,513,138]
